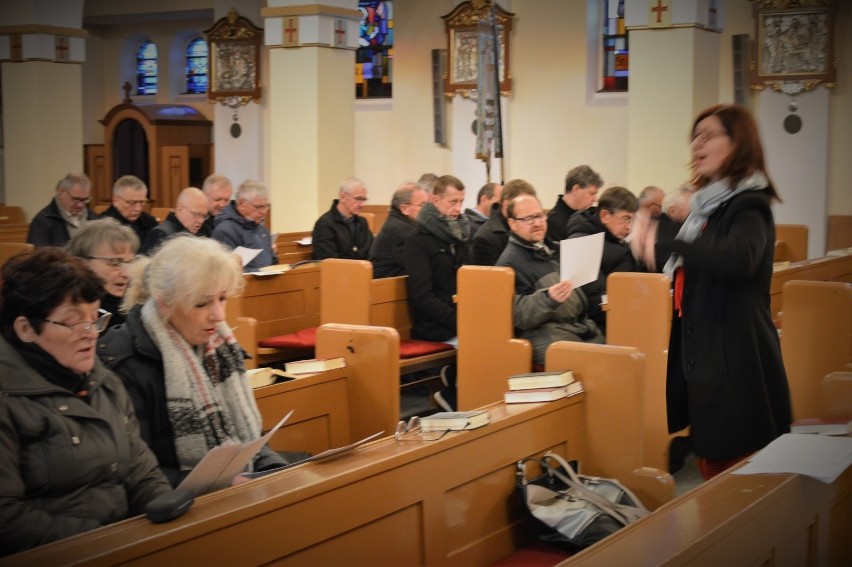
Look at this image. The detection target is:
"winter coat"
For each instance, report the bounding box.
[462,208,488,232]
[496,234,603,365]
[26,199,99,247]
[311,200,373,261]
[211,202,277,271]
[0,336,170,556]
[657,190,792,460]
[99,205,159,247]
[140,212,192,254]
[98,306,285,487]
[370,208,417,278]
[545,195,579,243]
[470,209,510,266]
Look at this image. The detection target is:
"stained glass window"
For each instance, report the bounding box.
[356,0,393,99]
[601,0,628,92]
[185,37,208,94]
[136,40,157,95]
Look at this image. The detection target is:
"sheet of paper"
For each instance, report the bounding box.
[271,232,280,246]
[233,246,262,267]
[178,410,294,495]
[731,433,852,484]
[296,236,312,246]
[559,232,604,287]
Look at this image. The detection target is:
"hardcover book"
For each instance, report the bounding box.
[507,370,575,391]
[419,410,490,432]
[284,357,346,374]
[504,381,583,404]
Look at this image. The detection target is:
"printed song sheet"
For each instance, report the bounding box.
[732,433,852,484]
[559,232,604,287]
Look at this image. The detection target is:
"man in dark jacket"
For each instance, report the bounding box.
[470,178,536,266]
[546,164,602,242]
[462,182,501,231]
[27,173,99,247]
[405,174,470,410]
[198,173,233,237]
[99,175,158,245]
[370,182,427,277]
[141,187,210,254]
[211,179,278,271]
[496,193,602,366]
[312,176,373,260]
[565,185,643,335]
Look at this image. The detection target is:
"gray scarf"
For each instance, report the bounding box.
[416,202,471,244]
[141,299,262,472]
[663,172,768,275]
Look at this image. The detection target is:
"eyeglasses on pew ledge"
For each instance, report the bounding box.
[394,416,449,442]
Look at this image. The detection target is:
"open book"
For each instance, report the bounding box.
[177,410,294,496]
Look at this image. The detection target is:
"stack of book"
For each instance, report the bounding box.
[419,410,490,432]
[284,357,346,375]
[503,370,582,404]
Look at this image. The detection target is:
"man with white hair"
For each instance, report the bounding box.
[211,179,278,271]
[100,175,158,245]
[312,176,373,260]
[198,173,234,237]
[141,187,211,254]
[27,173,99,247]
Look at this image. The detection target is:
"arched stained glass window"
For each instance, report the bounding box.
[356,0,393,99]
[601,0,628,92]
[136,40,158,95]
[185,37,208,94]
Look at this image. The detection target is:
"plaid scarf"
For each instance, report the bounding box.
[417,202,471,245]
[140,299,262,472]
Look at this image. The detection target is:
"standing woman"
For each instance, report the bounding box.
[98,236,286,487]
[0,249,169,556]
[657,104,792,480]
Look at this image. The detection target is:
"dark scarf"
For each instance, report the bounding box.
[416,202,471,245]
[17,340,90,398]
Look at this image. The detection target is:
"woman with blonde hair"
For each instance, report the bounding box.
[98,235,286,486]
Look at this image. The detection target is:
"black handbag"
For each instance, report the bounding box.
[516,451,648,549]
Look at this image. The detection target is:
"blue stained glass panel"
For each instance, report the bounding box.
[136,40,158,95]
[185,37,208,94]
[356,0,393,98]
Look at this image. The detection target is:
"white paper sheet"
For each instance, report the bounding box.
[233,246,262,267]
[296,237,312,246]
[559,232,604,287]
[731,433,852,484]
[178,410,294,495]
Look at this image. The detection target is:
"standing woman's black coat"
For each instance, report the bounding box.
[661,190,791,461]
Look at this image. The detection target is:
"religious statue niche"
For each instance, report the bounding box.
[204,8,263,138]
[750,0,836,93]
[441,0,514,98]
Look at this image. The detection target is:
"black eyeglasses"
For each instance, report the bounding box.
[66,194,92,205]
[87,256,133,268]
[116,195,149,208]
[512,212,547,225]
[40,309,112,334]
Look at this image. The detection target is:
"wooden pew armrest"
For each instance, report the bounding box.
[628,466,675,511]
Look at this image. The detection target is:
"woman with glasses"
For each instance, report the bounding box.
[66,217,139,329]
[0,248,170,556]
[656,104,792,480]
[98,236,287,487]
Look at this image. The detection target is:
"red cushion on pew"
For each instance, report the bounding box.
[398,339,455,359]
[258,327,318,349]
[490,541,571,567]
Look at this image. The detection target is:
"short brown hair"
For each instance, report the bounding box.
[434,175,465,196]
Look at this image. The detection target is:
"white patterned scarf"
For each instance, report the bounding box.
[662,172,768,275]
[140,299,262,472]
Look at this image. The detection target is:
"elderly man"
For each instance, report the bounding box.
[100,175,158,245]
[470,178,536,266]
[370,181,428,278]
[405,174,470,411]
[211,179,278,272]
[496,193,602,366]
[463,182,502,231]
[312,177,373,260]
[638,185,665,219]
[546,164,602,242]
[27,173,100,247]
[199,173,233,237]
[141,187,210,254]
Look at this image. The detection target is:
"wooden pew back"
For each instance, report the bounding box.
[275,230,314,264]
[780,280,852,420]
[0,241,33,267]
[775,223,808,262]
[457,265,533,410]
[771,253,852,323]
[605,272,677,472]
[821,371,852,418]
[0,205,26,224]
[0,223,30,244]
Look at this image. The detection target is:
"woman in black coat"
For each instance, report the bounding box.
[657,103,792,480]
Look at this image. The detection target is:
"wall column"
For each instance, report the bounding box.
[0,0,85,214]
[262,0,360,233]
[624,0,724,191]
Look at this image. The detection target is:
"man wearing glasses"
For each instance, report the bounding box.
[100,175,158,245]
[496,192,603,367]
[312,176,373,261]
[564,185,644,335]
[212,179,278,272]
[369,181,427,278]
[140,187,211,254]
[27,173,99,247]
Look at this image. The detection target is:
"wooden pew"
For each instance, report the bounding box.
[0,222,29,244]
[780,280,852,420]
[828,214,852,251]
[457,265,533,410]
[227,263,321,369]
[770,252,852,323]
[0,241,33,267]
[821,371,852,417]
[562,461,852,566]
[362,203,389,232]
[775,223,808,262]
[275,230,314,264]
[7,326,671,566]
[0,205,26,224]
[604,272,679,473]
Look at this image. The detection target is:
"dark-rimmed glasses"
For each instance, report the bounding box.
[64,193,91,205]
[513,212,547,225]
[40,309,112,334]
[116,195,149,208]
[87,256,133,268]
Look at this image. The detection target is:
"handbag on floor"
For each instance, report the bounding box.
[516,451,648,549]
